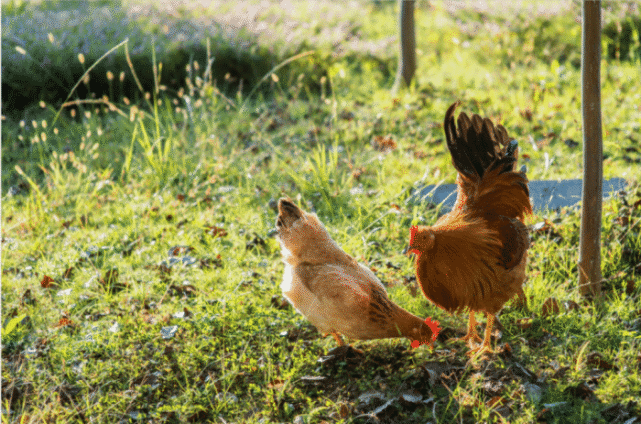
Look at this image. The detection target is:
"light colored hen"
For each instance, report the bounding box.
[276,198,435,348]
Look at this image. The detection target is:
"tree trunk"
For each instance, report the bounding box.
[393,0,416,92]
[578,0,603,298]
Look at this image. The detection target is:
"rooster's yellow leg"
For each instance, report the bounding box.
[468,313,495,356]
[456,311,483,347]
[331,332,345,346]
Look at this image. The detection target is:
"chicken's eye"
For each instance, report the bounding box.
[277,217,284,228]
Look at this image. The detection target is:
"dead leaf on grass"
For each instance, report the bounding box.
[40,275,57,288]
[586,352,618,371]
[563,382,595,401]
[271,295,290,310]
[371,135,397,152]
[564,300,580,311]
[516,317,534,330]
[541,298,560,316]
[54,317,76,329]
[62,266,74,280]
[402,275,419,297]
[246,234,266,250]
[168,245,194,256]
[267,378,285,390]
[21,289,35,306]
[205,226,227,237]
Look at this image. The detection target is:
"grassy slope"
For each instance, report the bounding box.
[2,1,641,423]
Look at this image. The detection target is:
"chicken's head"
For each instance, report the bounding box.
[276,198,303,230]
[409,316,440,347]
[408,225,435,257]
[275,197,309,258]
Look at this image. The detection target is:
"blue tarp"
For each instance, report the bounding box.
[408,178,628,212]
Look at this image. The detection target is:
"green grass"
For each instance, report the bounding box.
[2,1,641,423]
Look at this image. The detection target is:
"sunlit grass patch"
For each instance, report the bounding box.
[2,1,641,423]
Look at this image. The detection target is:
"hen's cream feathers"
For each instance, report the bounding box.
[276,198,434,346]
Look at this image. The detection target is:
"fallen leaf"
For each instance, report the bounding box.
[542,298,560,316]
[625,280,636,295]
[586,352,618,371]
[402,275,419,297]
[246,234,266,250]
[40,275,57,289]
[199,256,223,269]
[54,317,76,329]
[516,318,534,330]
[99,269,128,293]
[271,295,290,310]
[168,283,197,297]
[339,402,350,418]
[168,245,194,256]
[62,267,74,279]
[206,226,227,238]
[21,289,35,306]
[563,300,580,311]
[371,135,397,152]
[267,378,285,390]
[563,382,594,401]
[339,110,355,121]
[536,407,551,422]
[498,342,512,359]
[520,109,533,121]
[351,167,365,180]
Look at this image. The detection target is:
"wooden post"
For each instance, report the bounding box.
[578,0,603,298]
[393,0,416,92]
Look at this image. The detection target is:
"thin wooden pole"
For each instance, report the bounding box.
[578,0,603,298]
[393,0,416,92]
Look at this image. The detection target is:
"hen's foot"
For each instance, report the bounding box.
[466,343,494,357]
[454,331,483,347]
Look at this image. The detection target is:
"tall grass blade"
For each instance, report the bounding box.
[51,38,129,128]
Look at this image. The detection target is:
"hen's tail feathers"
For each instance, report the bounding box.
[444,102,532,220]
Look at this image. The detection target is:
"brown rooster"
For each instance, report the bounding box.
[408,102,532,354]
[276,198,436,349]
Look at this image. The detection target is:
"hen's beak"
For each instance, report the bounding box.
[267,228,279,238]
[403,245,412,256]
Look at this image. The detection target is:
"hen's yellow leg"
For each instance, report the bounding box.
[324,332,363,354]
